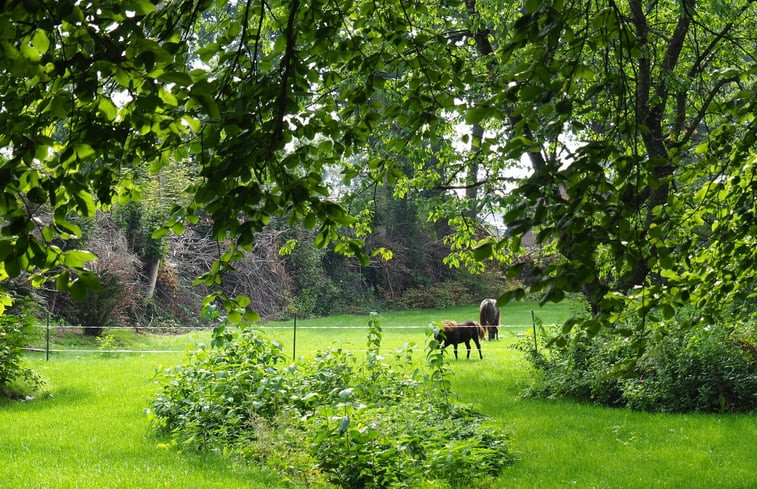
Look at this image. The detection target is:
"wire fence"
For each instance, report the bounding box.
[25,319,542,358]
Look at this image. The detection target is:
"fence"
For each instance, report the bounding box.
[25,316,543,360]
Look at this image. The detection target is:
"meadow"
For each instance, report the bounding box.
[2,301,755,488]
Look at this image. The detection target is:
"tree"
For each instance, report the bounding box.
[468,1,757,333]
[1,0,755,337]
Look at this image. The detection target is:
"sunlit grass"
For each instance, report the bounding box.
[449,337,757,489]
[0,354,295,489]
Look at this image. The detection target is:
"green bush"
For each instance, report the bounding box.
[515,327,629,406]
[517,321,757,413]
[151,316,513,487]
[0,299,44,399]
[623,323,757,412]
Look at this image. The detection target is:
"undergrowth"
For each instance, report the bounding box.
[150,313,513,488]
[515,319,757,413]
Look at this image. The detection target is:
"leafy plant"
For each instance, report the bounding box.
[151,316,513,487]
[517,319,757,413]
[95,334,120,357]
[0,298,44,399]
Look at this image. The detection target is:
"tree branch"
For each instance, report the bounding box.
[273,0,301,145]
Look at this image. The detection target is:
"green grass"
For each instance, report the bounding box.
[450,354,757,489]
[4,301,756,488]
[0,354,291,489]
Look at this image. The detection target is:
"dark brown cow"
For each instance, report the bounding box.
[479,298,500,340]
[435,320,485,359]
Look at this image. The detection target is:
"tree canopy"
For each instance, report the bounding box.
[1,0,756,334]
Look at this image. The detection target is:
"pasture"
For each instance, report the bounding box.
[2,301,755,488]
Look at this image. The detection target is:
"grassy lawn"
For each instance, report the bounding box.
[3,300,755,488]
[0,354,290,489]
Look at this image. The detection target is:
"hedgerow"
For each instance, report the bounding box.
[150,314,513,488]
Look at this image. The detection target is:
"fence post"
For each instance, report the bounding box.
[531,310,538,353]
[292,314,297,360]
[46,311,50,361]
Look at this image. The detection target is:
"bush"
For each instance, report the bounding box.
[516,320,757,413]
[514,326,629,406]
[623,323,757,412]
[0,299,44,399]
[151,315,513,487]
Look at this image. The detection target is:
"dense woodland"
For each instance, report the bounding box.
[15,189,511,329]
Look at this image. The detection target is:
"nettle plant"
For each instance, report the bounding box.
[150,313,513,488]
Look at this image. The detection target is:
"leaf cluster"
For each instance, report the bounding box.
[0,298,44,399]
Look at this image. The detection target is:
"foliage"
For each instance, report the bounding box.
[151,315,512,487]
[95,334,120,357]
[395,269,505,311]
[0,299,43,399]
[624,322,757,413]
[2,0,757,394]
[516,320,757,413]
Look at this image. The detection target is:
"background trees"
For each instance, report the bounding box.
[0,0,755,337]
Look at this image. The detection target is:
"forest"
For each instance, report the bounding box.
[1,0,756,486]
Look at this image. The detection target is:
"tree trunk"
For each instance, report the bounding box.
[145,258,160,301]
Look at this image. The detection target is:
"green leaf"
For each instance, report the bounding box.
[69,279,88,301]
[498,288,525,305]
[472,243,493,261]
[74,190,96,216]
[130,0,156,15]
[98,97,118,121]
[63,249,97,267]
[31,29,50,54]
[159,86,178,106]
[181,115,201,133]
[55,270,70,291]
[77,270,102,291]
[525,0,541,13]
[75,143,95,159]
[20,43,41,62]
[465,107,489,125]
[661,303,675,320]
[227,309,242,324]
[158,71,193,86]
[152,227,169,239]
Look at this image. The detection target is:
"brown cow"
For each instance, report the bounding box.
[435,320,485,359]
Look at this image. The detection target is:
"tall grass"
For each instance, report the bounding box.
[3,301,755,488]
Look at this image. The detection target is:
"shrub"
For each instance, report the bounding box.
[0,298,44,399]
[623,323,757,412]
[151,315,513,487]
[517,320,757,413]
[514,326,630,406]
